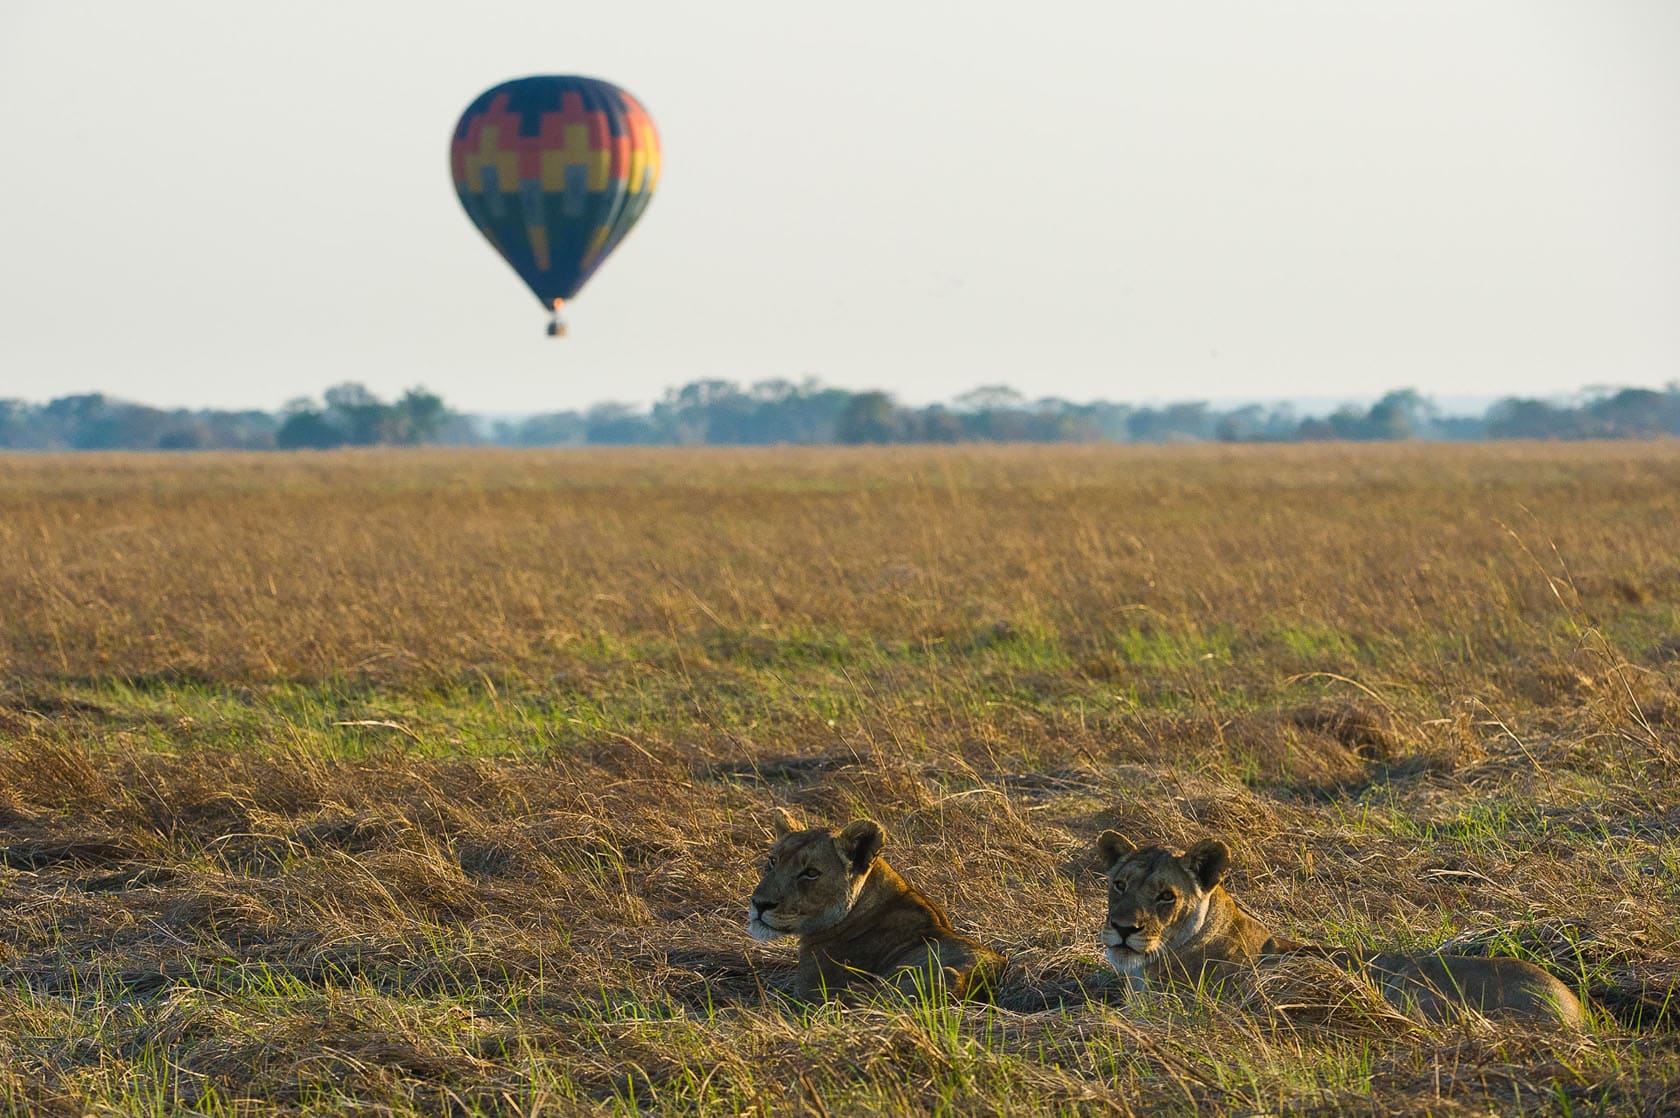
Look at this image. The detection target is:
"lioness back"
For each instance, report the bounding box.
[1095,830,1584,1028]
[1365,952,1585,1029]
[747,809,1004,1000]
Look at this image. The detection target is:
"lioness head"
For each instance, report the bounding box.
[1096,831,1230,971]
[747,808,885,942]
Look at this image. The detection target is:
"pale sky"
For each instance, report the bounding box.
[3,2,1677,413]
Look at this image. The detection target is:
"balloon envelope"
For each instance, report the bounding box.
[450,76,660,321]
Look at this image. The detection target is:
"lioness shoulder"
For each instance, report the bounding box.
[1096,830,1585,1028]
[747,808,1005,1000]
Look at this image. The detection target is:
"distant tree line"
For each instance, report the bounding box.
[3,380,1677,451]
[0,394,280,451]
[488,382,1680,447]
[273,385,470,449]
[0,385,468,451]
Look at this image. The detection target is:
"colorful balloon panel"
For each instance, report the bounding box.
[450,76,660,315]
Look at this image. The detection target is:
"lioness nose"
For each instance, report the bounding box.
[1110,923,1139,939]
[752,900,776,916]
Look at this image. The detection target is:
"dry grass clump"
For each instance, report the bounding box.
[2,443,1680,1113]
[1239,952,1422,1038]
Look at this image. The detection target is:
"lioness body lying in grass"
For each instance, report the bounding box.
[1096,832,1585,1028]
[747,809,1005,1000]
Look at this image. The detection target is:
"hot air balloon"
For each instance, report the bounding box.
[450,76,660,336]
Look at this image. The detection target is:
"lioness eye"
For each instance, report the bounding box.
[798,867,821,880]
[1157,891,1175,905]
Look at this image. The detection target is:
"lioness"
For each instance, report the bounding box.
[1096,831,1585,1027]
[747,809,1005,1000]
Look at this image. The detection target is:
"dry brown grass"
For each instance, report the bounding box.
[2,443,1679,1114]
[2,441,1676,686]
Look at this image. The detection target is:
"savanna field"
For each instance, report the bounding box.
[2,443,1679,1116]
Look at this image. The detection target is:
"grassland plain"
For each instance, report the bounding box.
[1,442,1678,1115]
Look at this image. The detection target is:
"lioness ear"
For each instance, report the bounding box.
[836,820,885,874]
[1096,830,1136,870]
[1182,839,1230,891]
[771,808,802,837]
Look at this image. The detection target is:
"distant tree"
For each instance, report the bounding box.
[953,385,1027,413]
[391,388,448,445]
[499,412,586,446]
[585,402,663,445]
[1294,417,1337,441]
[276,408,343,449]
[918,405,965,443]
[1324,405,1369,440]
[1432,413,1486,440]
[1585,388,1673,438]
[836,391,904,444]
[43,394,120,449]
[1216,405,1267,443]
[157,419,213,450]
[1087,402,1134,442]
[1365,389,1434,439]
[199,409,280,449]
[1162,402,1212,441]
[948,384,1066,442]
[661,379,736,443]
[979,405,1031,441]
[1129,402,1212,442]
[731,378,849,444]
[1251,404,1301,441]
[0,400,34,448]
[763,382,850,444]
[750,379,797,405]
[1485,398,1580,439]
[322,383,393,446]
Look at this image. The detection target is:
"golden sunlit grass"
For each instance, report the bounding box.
[2,443,1678,1114]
